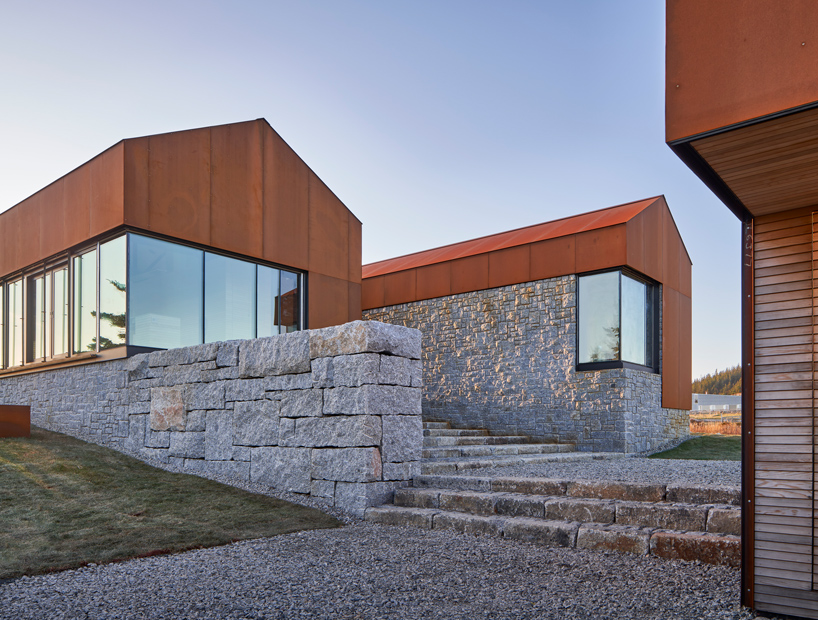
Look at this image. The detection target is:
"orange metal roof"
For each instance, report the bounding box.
[363,197,661,278]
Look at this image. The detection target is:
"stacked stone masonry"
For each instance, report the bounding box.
[0,321,422,515]
[364,275,688,453]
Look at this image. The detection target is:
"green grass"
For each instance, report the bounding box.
[648,434,741,461]
[0,427,341,579]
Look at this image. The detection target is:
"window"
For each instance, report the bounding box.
[73,250,97,353]
[99,237,127,350]
[205,253,256,342]
[8,279,23,367]
[577,270,657,371]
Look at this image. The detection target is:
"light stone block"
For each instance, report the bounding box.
[265,374,313,391]
[184,382,225,411]
[311,447,382,483]
[125,414,146,451]
[309,320,421,360]
[332,354,380,387]
[378,355,412,387]
[150,387,186,431]
[381,415,422,462]
[310,358,334,388]
[323,385,420,416]
[239,332,310,378]
[225,379,265,402]
[279,415,381,448]
[168,432,205,458]
[250,447,311,493]
[205,411,233,460]
[145,429,170,449]
[279,389,322,417]
[186,410,206,432]
[232,400,279,446]
[310,479,335,502]
[216,342,240,368]
[382,461,421,481]
[334,481,404,517]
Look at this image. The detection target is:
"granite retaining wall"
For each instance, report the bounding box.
[0,321,423,515]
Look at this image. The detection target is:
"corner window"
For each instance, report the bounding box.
[577,270,657,371]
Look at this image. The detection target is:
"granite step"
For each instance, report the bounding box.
[422,443,567,459]
[423,435,539,447]
[422,422,449,430]
[423,429,488,437]
[420,451,623,474]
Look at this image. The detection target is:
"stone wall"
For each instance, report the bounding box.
[0,321,422,515]
[363,276,688,453]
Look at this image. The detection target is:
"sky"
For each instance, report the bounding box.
[0,0,740,379]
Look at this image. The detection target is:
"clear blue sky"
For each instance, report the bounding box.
[0,0,740,379]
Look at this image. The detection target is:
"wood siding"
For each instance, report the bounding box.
[753,207,818,618]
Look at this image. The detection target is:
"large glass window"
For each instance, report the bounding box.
[578,270,657,370]
[52,267,68,357]
[9,280,23,367]
[257,265,280,338]
[30,273,45,360]
[129,235,204,349]
[0,285,3,367]
[99,237,127,350]
[205,253,256,342]
[74,250,97,353]
[280,270,300,333]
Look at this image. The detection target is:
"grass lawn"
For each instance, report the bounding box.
[0,427,341,579]
[648,434,741,461]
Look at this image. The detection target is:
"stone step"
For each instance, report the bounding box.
[423,429,488,437]
[420,451,612,474]
[422,443,566,459]
[423,435,537,447]
[393,487,740,535]
[363,505,741,567]
[422,421,450,430]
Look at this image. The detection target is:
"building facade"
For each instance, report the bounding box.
[362,196,692,453]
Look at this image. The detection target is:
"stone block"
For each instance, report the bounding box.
[433,512,505,537]
[332,354,379,387]
[310,357,334,388]
[265,374,313,391]
[503,518,578,547]
[150,387,186,431]
[706,507,741,536]
[494,494,549,518]
[280,415,381,448]
[335,481,404,517]
[225,379,265,402]
[567,481,665,503]
[145,430,170,449]
[577,524,650,555]
[364,506,437,529]
[544,498,615,524]
[126,357,150,381]
[394,488,439,509]
[382,461,421,481]
[232,400,279,446]
[184,383,225,411]
[323,385,421,416]
[168,432,205,458]
[616,502,707,531]
[309,320,421,360]
[378,355,413,386]
[239,332,310,378]
[205,411,233,460]
[250,447,311,493]
[201,367,241,382]
[310,479,335,502]
[186,342,219,364]
[649,531,741,567]
[381,415,422,462]
[279,389,323,417]
[216,342,240,368]
[311,447,382,482]
[413,475,492,492]
[491,477,568,496]
[186,410,206,432]
[232,446,251,461]
[438,490,496,516]
[206,460,251,481]
[125,414,146,451]
[666,484,740,506]
[409,361,422,388]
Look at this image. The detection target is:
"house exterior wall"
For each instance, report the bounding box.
[0,321,422,516]
[363,275,689,454]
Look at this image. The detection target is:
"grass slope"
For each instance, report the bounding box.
[648,435,741,461]
[0,427,341,579]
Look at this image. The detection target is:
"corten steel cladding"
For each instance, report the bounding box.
[0,405,30,438]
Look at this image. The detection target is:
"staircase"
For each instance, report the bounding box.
[421,420,620,475]
[365,473,741,567]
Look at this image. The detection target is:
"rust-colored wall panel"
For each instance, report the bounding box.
[575,225,627,273]
[662,286,681,407]
[308,272,350,329]
[662,213,682,293]
[383,269,416,307]
[17,191,42,270]
[62,164,91,252]
[348,281,362,322]
[489,245,530,289]
[89,143,125,237]
[676,292,693,410]
[348,213,362,284]
[530,236,576,281]
[666,0,818,141]
[451,254,489,295]
[123,137,150,229]
[416,262,452,300]
[210,121,263,257]
[38,180,66,262]
[308,172,349,281]
[361,275,385,311]
[146,127,212,246]
[0,405,30,438]
[261,125,309,270]
[1,205,21,276]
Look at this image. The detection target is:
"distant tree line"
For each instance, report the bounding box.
[692,365,741,395]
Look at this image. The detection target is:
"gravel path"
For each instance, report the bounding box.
[449,457,741,488]
[0,521,753,620]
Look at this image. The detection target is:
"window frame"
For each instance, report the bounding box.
[575,268,660,374]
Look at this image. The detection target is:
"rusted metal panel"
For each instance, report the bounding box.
[575,224,627,274]
[529,236,576,281]
[38,179,66,263]
[348,281,362,322]
[146,125,212,246]
[89,142,126,237]
[450,254,489,296]
[662,287,681,407]
[488,245,530,289]
[0,206,21,277]
[210,121,263,257]
[123,137,150,229]
[383,269,416,308]
[17,189,42,272]
[348,212,362,284]
[308,172,349,282]
[415,262,451,301]
[361,275,385,311]
[261,123,309,270]
[666,0,818,142]
[308,272,350,329]
[677,291,693,410]
[0,405,30,438]
[62,163,91,253]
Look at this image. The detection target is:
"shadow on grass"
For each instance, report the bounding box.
[648,434,741,461]
[0,427,342,579]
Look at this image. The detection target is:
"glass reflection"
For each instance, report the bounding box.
[280,271,300,333]
[33,274,45,360]
[74,251,97,353]
[128,235,203,349]
[205,253,256,342]
[53,268,68,356]
[621,275,646,365]
[256,265,280,338]
[99,236,127,349]
[0,286,3,367]
[9,280,23,366]
[578,271,619,364]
